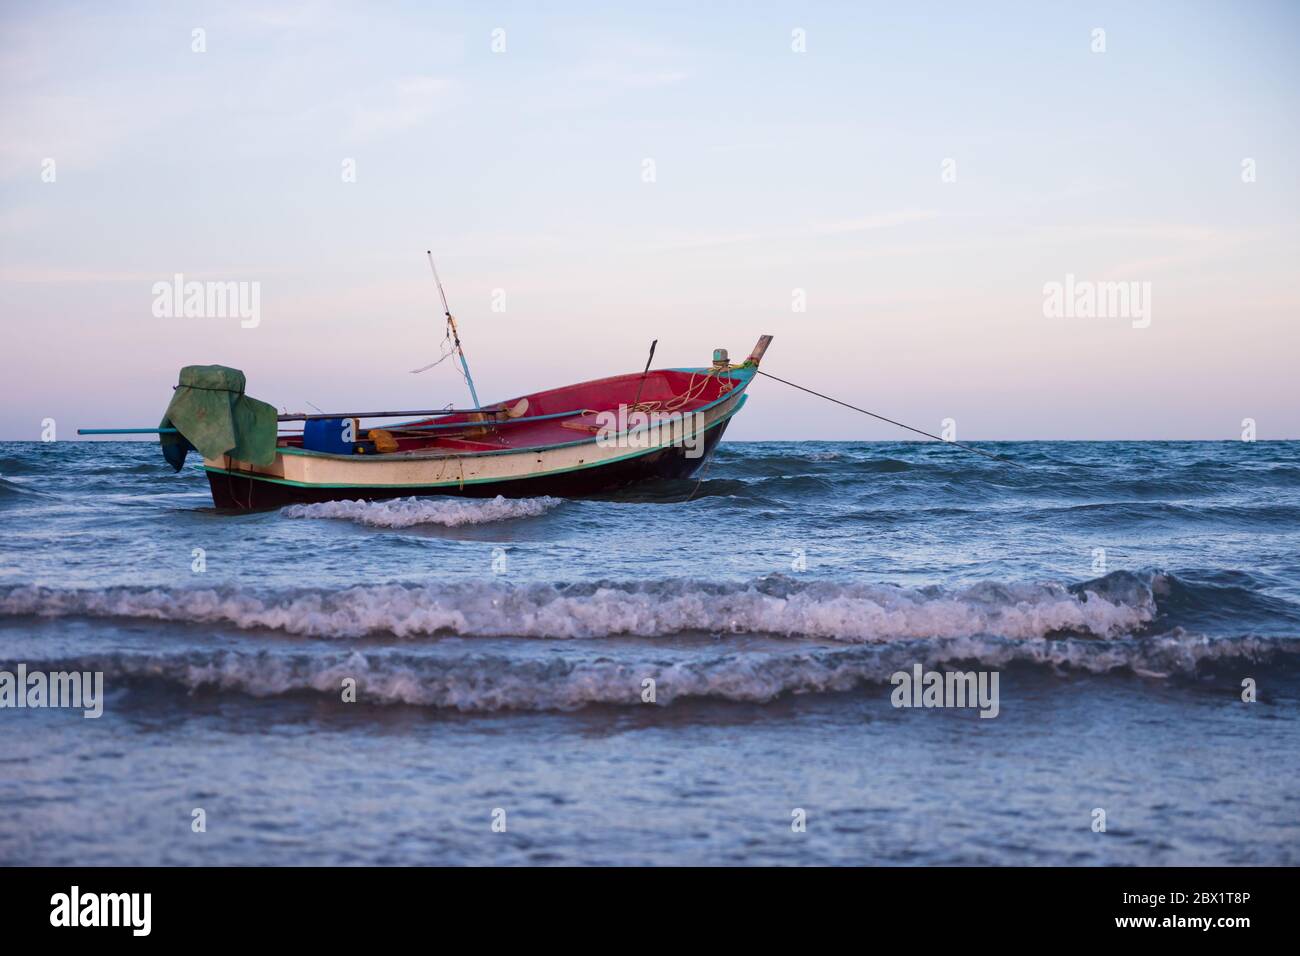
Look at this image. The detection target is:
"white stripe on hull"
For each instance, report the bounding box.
[205,388,745,489]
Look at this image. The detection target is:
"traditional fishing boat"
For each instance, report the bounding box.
[79,256,773,510]
[203,336,769,509]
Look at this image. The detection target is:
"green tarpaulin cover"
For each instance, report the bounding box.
[159,365,278,471]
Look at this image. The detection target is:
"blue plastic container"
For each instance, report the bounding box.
[302,417,355,455]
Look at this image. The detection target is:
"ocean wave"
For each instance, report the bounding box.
[708,446,1300,497]
[0,476,52,501]
[0,572,1182,642]
[1029,500,1300,527]
[706,451,867,477]
[280,494,562,528]
[19,632,1298,711]
[593,477,760,503]
[0,456,43,476]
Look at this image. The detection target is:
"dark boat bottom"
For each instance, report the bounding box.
[206,421,730,509]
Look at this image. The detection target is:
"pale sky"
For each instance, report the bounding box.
[2,0,1297,441]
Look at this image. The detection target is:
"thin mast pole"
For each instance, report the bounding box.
[632,339,657,408]
[426,251,482,410]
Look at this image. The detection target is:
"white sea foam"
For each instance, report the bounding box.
[280,495,562,528]
[0,577,1159,642]
[24,631,1296,710]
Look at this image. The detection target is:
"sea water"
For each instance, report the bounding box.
[1,439,1297,865]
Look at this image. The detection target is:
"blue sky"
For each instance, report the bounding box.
[2,0,1298,440]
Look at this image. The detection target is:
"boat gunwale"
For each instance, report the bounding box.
[204,398,746,490]
[271,367,753,464]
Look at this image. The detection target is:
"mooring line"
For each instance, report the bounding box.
[755,369,1020,467]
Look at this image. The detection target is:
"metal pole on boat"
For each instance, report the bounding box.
[426,251,482,410]
[631,339,658,409]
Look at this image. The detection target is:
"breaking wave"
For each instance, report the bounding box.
[0,570,1230,643]
[19,633,1299,711]
[281,494,562,528]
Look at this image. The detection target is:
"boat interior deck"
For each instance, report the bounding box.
[275,367,745,457]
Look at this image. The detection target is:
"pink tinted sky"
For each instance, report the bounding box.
[2,1,1298,441]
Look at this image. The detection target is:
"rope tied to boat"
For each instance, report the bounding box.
[630,365,733,415]
[755,369,1020,467]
